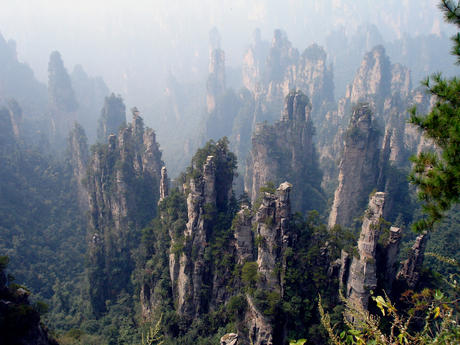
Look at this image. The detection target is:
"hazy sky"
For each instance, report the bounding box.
[0,0,450,106]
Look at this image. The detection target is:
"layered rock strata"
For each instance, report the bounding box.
[68,122,89,209]
[245,90,323,214]
[346,192,385,310]
[328,103,381,228]
[397,233,429,289]
[254,182,292,293]
[207,49,226,113]
[47,51,79,147]
[85,109,163,313]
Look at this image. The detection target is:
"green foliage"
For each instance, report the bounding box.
[407,0,460,232]
[241,262,259,291]
[143,314,164,345]
[97,93,126,143]
[320,285,460,344]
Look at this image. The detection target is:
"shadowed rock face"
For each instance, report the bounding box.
[243,28,270,91]
[47,51,79,148]
[245,90,323,214]
[68,122,89,210]
[254,182,292,293]
[328,104,381,229]
[346,192,385,311]
[85,110,162,314]
[397,233,429,289]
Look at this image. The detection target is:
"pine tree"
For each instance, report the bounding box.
[408,0,460,232]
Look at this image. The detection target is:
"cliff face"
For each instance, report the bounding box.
[328,104,381,228]
[67,122,89,210]
[397,233,429,289]
[349,45,391,104]
[71,64,110,142]
[0,263,58,345]
[245,90,324,214]
[175,156,219,317]
[207,49,226,113]
[243,28,270,91]
[346,192,385,310]
[7,98,22,139]
[263,32,334,113]
[85,109,163,314]
[0,33,47,131]
[47,51,79,148]
[255,182,292,294]
[97,93,127,143]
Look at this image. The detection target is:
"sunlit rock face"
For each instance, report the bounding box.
[346,192,385,311]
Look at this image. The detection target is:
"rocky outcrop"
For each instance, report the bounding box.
[246,296,274,345]
[47,51,79,147]
[0,33,47,133]
[329,104,381,228]
[346,192,385,310]
[397,233,429,289]
[349,45,391,104]
[264,32,334,112]
[265,30,293,84]
[207,49,226,113]
[71,64,110,142]
[168,141,237,318]
[85,110,163,314]
[245,90,324,214]
[391,63,412,97]
[243,28,270,91]
[221,333,239,345]
[97,93,126,143]
[0,264,58,345]
[159,167,169,202]
[7,98,22,139]
[234,206,254,264]
[383,227,402,288]
[67,122,89,210]
[254,182,292,293]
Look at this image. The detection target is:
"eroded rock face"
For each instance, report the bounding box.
[221,333,239,345]
[159,166,169,203]
[383,227,402,288]
[207,49,226,113]
[349,45,391,104]
[47,51,79,147]
[245,90,322,213]
[85,110,162,314]
[68,122,89,210]
[246,296,274,345]
[169,142,237,318]
[397,233,428,289]
[7,98,22,139]
[255,182,292,293]
[243,28,270,91]
[234,206,254,264]
[328,104,381,228]
[346,192,385,310]
[264,34,334,110]
[97,93,126,143]
[0,268,57,345]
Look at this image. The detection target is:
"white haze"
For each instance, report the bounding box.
[0,0,453,109]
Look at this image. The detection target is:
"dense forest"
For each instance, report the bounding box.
[2,1,460,345]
